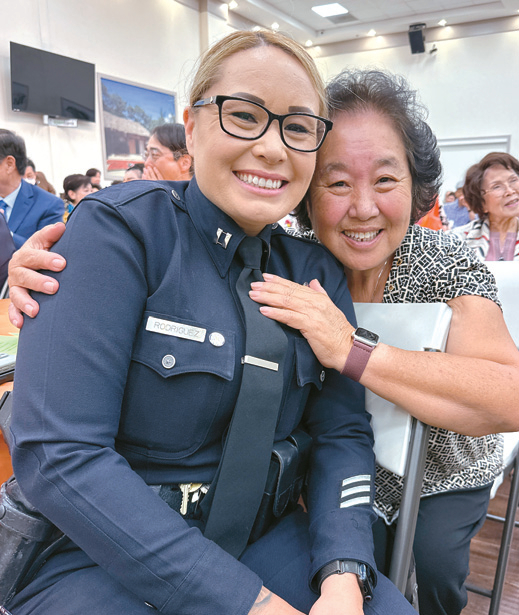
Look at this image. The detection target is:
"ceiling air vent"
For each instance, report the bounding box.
[325,12,358,25]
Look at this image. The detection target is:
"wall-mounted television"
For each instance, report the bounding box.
[10,42,96,123]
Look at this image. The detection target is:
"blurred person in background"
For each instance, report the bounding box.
[62,174,93,221]
[23,159,37,184]
[142,123,193,181]
[453,152,519,260]
[86,167,101,188]
[123,163,144,182]
[35,171,57,195]
[0,129,63,248]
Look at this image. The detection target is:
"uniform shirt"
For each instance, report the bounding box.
[11,178,376,615]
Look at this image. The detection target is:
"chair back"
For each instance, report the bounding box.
[353,302,452,476]
[484,261,519,346]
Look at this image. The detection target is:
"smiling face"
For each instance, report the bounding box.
[184,46,320,236]
[481,165,519,227]
[309,109,413,279]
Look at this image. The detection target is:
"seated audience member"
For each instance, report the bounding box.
[0,211,15,287]
[142,123,193,181]
[443,190,456,203]
[246,69,519,615]
[452,152,519,261]
[0,129,63,248]
[123,163,144,182]
[35,171,57,195]
[85,167,101,186]
[23,159,37,184]
[63,174,93,221]
[443,184,475,229]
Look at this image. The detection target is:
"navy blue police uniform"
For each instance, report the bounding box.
[9,178,416,614]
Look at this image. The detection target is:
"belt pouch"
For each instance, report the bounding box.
[248,428,312,544]
[0,477,59,605]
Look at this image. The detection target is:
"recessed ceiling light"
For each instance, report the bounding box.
[438,19,447,27]
[271,22,280,30]
[312,3,349,18]
[367,29,376,37]
[305,40,313,47]
[228,0,238,9]
[252,25,261,32]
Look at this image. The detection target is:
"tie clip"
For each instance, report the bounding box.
[242,355,279,371]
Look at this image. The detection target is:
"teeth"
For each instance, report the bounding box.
[237,172,282,190]
[343,230,379,242]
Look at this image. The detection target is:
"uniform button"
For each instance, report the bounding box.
[209,332,225,347]
[271,223,279,229]
[162,354,176,369]
[320,370,326,382]
[171,189,179,200]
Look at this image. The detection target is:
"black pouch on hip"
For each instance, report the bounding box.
[248,428,312,544]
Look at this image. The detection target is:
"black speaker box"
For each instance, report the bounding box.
[408,24,426,54]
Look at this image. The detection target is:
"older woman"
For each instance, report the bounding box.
[453,152,519,260]
[245,70,519,615]
[4,33,413,615]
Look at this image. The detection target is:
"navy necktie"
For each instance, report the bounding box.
[203,236,287,557]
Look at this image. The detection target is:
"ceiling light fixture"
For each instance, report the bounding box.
[367,29,376,37]
[438,19,447,27]
[305,40,313,47]
[271,22,280,30]
[311,3,349,18]
[252,25,261,32]
[228,0,238,9]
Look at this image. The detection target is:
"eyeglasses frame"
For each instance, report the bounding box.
[192,95,333,153]
[481,175,519,197]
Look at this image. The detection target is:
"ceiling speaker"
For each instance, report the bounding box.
[408,23,426,54]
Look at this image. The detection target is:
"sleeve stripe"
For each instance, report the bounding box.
[342,475,371,487]
[340,496,371,509]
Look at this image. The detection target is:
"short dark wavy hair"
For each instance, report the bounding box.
[0,129,27,175]
[463,152,519,219]
[294,69,442,230]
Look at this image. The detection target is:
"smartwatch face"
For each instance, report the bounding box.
[355,328,379,346]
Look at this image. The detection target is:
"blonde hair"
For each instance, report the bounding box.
[189,30,327,117]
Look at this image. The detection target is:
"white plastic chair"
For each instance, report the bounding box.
[465,261,519,615]
[353,302,452,595]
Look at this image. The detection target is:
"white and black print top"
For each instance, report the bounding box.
[292,224,503,524]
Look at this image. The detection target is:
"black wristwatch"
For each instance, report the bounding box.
[314,560,374,601]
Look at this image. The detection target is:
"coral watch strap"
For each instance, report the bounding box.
[341,339,373,382]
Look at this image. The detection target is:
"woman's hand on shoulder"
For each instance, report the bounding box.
[249,274,354,372]
[8,222,66,328]
[248,587,304,615]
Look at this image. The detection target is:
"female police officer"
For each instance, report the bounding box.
[7,31,414,615]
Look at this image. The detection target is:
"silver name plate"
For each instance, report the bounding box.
[146,316,206,343]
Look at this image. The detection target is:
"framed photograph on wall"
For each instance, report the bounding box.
[99,75,176,180]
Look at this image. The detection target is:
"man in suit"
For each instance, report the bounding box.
[0,129,63,249]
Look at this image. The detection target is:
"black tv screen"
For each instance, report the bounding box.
[10,42,96,122]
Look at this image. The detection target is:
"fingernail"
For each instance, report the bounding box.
[52,258,65,268]
[262,273,273,280]
[43,282,56,292]
[250,282,262,289]
[249,290,260,299]
[25,304,34,317]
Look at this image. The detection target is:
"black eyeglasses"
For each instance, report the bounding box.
[193,95,332,153]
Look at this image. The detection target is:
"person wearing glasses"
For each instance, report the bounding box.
[142,123,194,181]
[5,31,414,615]
[452,152,519,260]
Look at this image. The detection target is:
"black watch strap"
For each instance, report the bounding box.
[313,560,374,601]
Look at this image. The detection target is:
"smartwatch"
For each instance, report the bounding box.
[341,327,379,382]
[314,560,374,601]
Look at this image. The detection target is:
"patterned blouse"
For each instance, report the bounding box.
[452,217,519,261]
[292,224,503,523]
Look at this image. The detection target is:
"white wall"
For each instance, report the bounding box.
[0,0,201,189]
[315,30,519,197]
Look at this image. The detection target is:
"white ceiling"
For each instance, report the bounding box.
[225,0,519,47]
